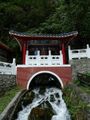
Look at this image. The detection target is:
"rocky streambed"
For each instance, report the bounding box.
[8,87,71,120]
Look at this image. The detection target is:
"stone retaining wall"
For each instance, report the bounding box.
[70,59,90,80]
[0,75,16,96]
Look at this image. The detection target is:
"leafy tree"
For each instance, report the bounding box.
[0,0,89,62]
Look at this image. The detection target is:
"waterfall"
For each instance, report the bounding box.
[16,88,70,120]
[16,87,71,120]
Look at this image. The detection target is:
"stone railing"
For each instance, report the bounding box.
[25,50,63,66]
[68,44,90,60]
[0,58,16,75]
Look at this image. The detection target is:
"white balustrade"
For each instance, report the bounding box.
[68,44,90,60]
[0,58,16,75]
[25,50,63,66]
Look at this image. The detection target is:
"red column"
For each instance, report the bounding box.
[22,43,26,64]
[62,43,66,64]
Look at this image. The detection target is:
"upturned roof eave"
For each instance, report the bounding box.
[9,30,78,41]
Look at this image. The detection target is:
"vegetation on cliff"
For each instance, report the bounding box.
[0,0,89,47]
[63,84,90,120]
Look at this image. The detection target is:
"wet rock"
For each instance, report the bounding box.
[50,94,55,102]
[22,91,35,106]
[57,100,60,105]
[28,107,54,120]
[39,87,46,95]
[9,90,27,120]
[9,90,35,120]
[10,101,22,119]
[28,100,55,120]
[55,93,59,98]
[39,100,53,109]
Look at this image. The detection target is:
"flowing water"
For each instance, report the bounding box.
[16,87,71,120]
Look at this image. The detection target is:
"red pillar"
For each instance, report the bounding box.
[62,43,66,64]
[22,43,26,64]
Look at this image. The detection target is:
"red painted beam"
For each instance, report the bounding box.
[62,43,66,64]
[22,43,26,64]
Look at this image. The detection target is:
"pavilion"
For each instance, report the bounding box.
[9,30,78,64]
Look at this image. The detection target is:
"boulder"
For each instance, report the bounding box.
[28,107,54,120]
[22,91,35,106]
[28,101,55,120]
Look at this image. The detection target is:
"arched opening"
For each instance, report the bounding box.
[27,71,63,90]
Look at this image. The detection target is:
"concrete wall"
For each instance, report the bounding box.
[0,75,16,96]
[70,59,90,80]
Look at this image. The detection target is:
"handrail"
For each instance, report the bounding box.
[25,50,63,66]
[68,44,90,60]
[0,58,16,75]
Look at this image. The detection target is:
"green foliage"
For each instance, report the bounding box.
[0,0,89,36]
[0,0,59,62]
[0,0,89,62]
[0,0,58,35]
[29,0,90,38]
[0,86,20,113]
[0,0,59,45]
[63,86,89,120]
[65,0,90,38]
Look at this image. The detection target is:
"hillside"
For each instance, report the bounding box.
[0,0,89,61]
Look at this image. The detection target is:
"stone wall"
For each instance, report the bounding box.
[0,75,16,96]
[70,59,90,80]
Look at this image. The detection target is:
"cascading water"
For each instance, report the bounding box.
[16,87,71,120]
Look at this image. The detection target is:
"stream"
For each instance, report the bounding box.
[16,87,71,120]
